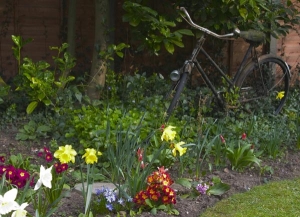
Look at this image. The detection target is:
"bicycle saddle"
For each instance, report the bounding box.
[235,29,266,44]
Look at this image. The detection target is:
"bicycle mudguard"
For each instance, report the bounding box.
[240,30,266,43]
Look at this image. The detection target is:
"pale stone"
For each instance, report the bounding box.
[73,182,118,195]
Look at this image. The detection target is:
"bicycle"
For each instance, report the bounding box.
[164,7,291,122]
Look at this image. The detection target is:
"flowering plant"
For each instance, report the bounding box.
[133,167,179,215]
[0,188,29,217]
[193,176,230,197]
[222,133,261,171]
[33,146,70,217]
[91,186,127,215]
[53,144,103,216]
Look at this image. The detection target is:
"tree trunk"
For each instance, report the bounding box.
[87,0,110,100]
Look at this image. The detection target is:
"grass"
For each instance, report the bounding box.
[200,178,300,217]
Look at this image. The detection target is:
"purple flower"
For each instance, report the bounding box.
[105,203,113,211]
[196,183,209,195]
[118,198,124,205]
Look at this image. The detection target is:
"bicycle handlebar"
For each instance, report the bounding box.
[180,7,266,43]
[180,7,235,39]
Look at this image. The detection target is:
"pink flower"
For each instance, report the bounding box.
[12,178,26,188]
[140,161,145,169]
[29,176,35,187]
[220,135,225,143]
[44,147,51,153]
[60,163,68,172]
[137,148,143,162]
[45,153,53,162]
[37,151,44,157]
[5,165,16,180]
[16,169,30,180]
[241,133,247,140]
[0,156,5,163]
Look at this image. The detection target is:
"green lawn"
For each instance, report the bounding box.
[200,178,300,217]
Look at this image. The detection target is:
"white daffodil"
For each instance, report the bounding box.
[34,165,53,190]
[11,202,29,217]
[0,188,19,215]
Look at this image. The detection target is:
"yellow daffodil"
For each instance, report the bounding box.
[172,141,187,157]
[276,91,285,100]
[54,145,77,164]
[82,148,102,164]
[161,126,176,142]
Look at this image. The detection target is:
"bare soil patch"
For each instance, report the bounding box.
[1,127,300,217]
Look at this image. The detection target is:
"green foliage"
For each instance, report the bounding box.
[11,35,33,74]
[16,120,51,141]
[123,1,193,54]
[0,78,9,105]
[175,0,300,38]
[103,118,165,201]
[99,43,130,60]
[223,85,240,108]
[12,36,76,114]
[225,137,261,171]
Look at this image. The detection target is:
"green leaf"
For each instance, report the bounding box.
[176,178,192,188]
[116,51,124,58]
[164,41,174,54]
[175,29,194,36]
[15,133,29,141]
[150,207,157,215]
[37,125,51,132]
[12,35,21,46]
[145,199,153,208]
[26,101,38,114]
[238,7,248,20]
[23,37,33,46]
[208,182,230,196]
[239,0,247,6]
[75,92,82,103]
[38,92,45,101]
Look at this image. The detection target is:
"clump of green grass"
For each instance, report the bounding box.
[200,178,300,217]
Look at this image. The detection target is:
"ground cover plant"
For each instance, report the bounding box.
[1,69,299,216]
[0,42,300,216]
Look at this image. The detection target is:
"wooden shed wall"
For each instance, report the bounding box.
[0,0,95,81]
[0,0,62,80]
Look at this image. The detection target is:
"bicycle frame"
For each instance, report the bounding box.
[182,33,260,107]
[165,7,290,122]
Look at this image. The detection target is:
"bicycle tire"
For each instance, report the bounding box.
[165,72,189,122]
[235,54,290,115]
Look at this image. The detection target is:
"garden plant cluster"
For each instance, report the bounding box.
[0,36,299,216]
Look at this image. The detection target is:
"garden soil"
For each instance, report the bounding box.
[1,128,300,217]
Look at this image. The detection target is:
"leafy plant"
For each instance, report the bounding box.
[123,1,193,54]
[104,116,164,201]
[16,120,51,141]
[12,36,76,114]
[0,77,9,105]
[173,0,300,38]
[224,133,261,171]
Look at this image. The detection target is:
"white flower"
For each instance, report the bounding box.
[11,202,29,217]
[34,165,53,190]
[0,188,19,215]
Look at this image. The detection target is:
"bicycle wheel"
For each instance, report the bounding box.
[165,72,189,122]
[235,55,290,115]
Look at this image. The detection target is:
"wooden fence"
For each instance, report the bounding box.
[0,0,299,86]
